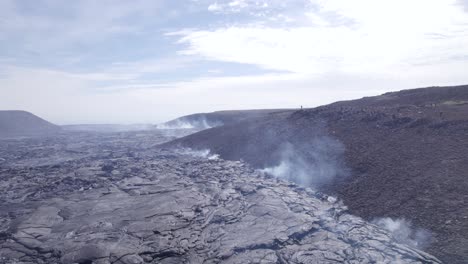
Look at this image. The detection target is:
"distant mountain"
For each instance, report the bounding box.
[163,85,468,263]
[0,110,61,137]
[156,109,292,129]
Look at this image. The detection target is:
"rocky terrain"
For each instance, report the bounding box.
[165,85,468,263]
[0,130,441,263]
[0,111,61,137]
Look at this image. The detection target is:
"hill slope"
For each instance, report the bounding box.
[0,111,61,137]
[156,109,292,129]
[163,85,468,263]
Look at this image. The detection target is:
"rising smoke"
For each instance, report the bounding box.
[156,120,199,129]
[372,217,431,249]
[176,148,220,160]
[260,137,348,188]
[156,117,222,130]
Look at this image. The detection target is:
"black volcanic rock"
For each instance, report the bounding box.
[0,110,61,137]
[163,85,468,263]
[0,131,440,263]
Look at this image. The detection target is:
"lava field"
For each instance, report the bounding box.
[0,130,441,263]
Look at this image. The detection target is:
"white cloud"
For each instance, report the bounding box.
[228,0,248,8]
[205,0,296,16]
[176,0,468,78]
[208,3,223,12]
[3,62,466,124]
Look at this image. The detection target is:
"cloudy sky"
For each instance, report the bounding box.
[1,0,468,124]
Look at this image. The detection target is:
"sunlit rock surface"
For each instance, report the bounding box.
[0,131,440,263]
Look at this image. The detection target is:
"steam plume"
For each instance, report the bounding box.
[260,138,348,188]
[372,217,431,249]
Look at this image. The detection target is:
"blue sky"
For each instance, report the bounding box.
[1,0,468,124]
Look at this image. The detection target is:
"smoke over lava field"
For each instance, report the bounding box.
[1,85,467,263]
[0,129,441,264]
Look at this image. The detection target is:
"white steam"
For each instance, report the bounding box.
[156,117,222,130]
[177,148,220,160]
[156,119,199,129]
[259,139,347,188]
[372,217,431,249]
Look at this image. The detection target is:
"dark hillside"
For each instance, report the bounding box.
[163,85,468,263]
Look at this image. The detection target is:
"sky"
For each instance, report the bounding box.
[1,0,468,124]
